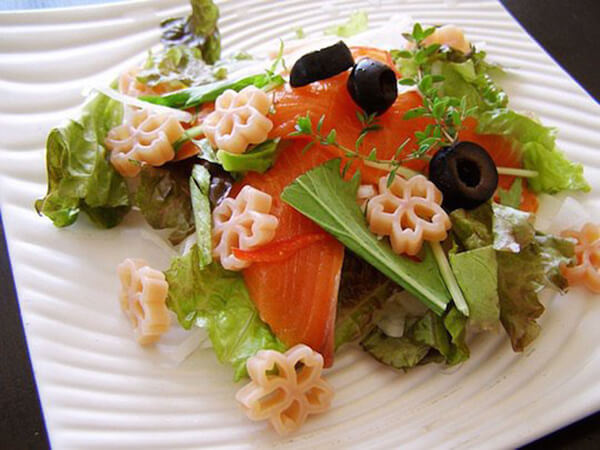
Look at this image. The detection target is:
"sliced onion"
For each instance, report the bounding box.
[89,84,193,123]
[155,311,211,367]
[543,196,591,235]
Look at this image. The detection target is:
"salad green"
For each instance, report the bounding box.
[34,0,595,399]
[165,246,285,380]
[35,92,130,228]
[160,0,221,64]
[281,159,451,314]
[451,202,575,350]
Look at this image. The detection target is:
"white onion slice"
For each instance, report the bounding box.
[155,311,211,367]
[88,84,193,123]
[544,196,591,235]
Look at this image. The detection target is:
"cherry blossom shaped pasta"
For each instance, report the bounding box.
[118,67,158,98]
[366,175,451,256]
[561,223,600,293]
[212,185,279,271]
[105,108,184,177]
[235,344,334,435]
[117,258,170,345]
[203,86,273,154]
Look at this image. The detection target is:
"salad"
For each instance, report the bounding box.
[34,0,599,436]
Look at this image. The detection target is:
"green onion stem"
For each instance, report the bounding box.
[430,241,469,317]
[363,160,420,179]
[173,125,205,153]
[496,167,538,178]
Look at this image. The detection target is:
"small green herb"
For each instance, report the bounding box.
[294,27,306,39]
[398,23,477,158]
[290,112,419,180]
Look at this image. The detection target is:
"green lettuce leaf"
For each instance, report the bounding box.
[190,164,212,266]
[325,10,368,38]
[450,202,576,351]
[491,202,535,253]
[443,306,470,365]
[498,235,574,351]
[497,178,522,209]
[134,163,195,245]
[449,245,500,331]
[450,203,493,251]
[477,109,590,194]
[141,72,285,109]
[281,159,451,314]
[35,92,130,228]
[217,139,282,174]
[165,246,285,380]
[160,0,221,64]
[335,251,399,350]
[361,328,430,369]
[440,51,508,112]
[360,307,468,370]
[137,46,218,89]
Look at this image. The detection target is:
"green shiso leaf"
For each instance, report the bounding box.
[281,159,451,314]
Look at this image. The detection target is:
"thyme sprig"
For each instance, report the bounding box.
[290,112,418,182]
[398,24,477,158]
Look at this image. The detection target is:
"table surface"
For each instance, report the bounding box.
[1,1,599,449]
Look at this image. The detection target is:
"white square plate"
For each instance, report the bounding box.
[1,0,600,448]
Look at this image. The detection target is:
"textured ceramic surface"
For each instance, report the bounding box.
[1,0,600,448]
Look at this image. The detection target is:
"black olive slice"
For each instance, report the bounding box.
[347,58,398,115]
[429,141,498,211]
[289,41,354,87]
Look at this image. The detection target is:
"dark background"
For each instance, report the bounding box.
[1,1,599,449]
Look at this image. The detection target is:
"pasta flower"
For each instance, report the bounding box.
[213,185,279,271]
[235,344,334,436]
[119,67,158,98]
[117,258,170,345]
[366,175,451,256]
[203,86,273,154]
[561,223,600,293]
[105,108,185,177]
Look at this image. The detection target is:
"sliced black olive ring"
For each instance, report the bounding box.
[347,57,398,115]
[428,141,499,211]
[289,41,355,87]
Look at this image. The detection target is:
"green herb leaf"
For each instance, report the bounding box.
[35,92,130,228]
[398,78,417,86]
[403,107,427,120]
[325,129,337,145]
[165,250,286,380]
[324,10,368,38]
[216,138,282,173]
[190,164,212,267]
[281,159,451,314]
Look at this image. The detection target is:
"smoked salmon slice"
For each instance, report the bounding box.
[237,141,345,366]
